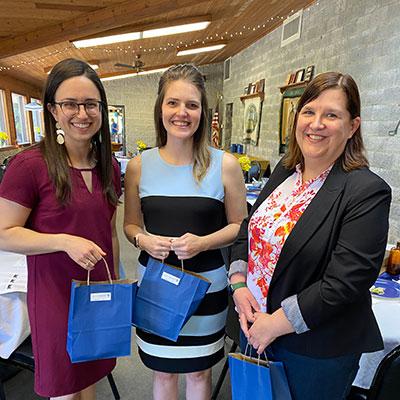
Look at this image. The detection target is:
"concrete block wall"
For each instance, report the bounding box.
[103,63,223,155]
[223,0,400,242]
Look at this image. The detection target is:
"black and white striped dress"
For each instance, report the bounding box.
[136,147,228,373]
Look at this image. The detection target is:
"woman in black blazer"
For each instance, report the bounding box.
[229,72,391,400]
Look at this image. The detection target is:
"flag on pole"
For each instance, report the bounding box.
[211,104,220,148]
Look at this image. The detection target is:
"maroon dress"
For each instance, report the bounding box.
[0,147,121,397]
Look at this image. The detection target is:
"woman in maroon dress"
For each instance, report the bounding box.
[0,59,121,399]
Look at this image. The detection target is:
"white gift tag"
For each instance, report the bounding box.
[161,271,181,286]
[90,292,112,302]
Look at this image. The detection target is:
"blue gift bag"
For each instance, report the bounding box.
[67,258,136,363]
[132,257,211,341]
[229,352,292,400]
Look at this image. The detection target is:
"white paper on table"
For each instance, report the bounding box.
[0,251,27,294]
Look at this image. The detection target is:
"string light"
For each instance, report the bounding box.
[0,6,316,73]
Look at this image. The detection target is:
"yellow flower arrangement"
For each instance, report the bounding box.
[0,131,8,141]
[0,131,9,146]
[136,140,147,152]
[238,155,251,172]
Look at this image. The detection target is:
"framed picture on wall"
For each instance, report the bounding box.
[304,65,315,81]
[243,96,262,146]
[295,69,305,83]
[280,97,300,146]
[279,84,307,154]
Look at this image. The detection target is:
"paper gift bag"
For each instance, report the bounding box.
[67,257,136,363]
[132,257,210,341]
[229,352,292,400]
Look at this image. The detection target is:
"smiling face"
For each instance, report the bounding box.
[295,88,360,171]
[161,79,202,143]
[49,75,102,146]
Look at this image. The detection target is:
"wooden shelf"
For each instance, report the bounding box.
[279,81,309,93]
[240,92,264,102]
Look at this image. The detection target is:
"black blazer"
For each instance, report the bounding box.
[231,159,391,358]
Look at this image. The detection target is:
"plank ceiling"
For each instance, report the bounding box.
[0,0,314,88]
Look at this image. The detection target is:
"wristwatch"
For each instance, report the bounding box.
[229,282,247,293]
[133,233,142,249]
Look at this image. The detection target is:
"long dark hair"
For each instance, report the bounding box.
[283,71,368,171]
[154,64,210,182]
[41,58,118,205]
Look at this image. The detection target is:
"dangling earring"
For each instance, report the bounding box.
[56,122,65,145]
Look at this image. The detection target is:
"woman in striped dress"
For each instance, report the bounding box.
[124,64,247,399]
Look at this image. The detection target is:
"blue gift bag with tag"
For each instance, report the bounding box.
[132,257,210,341]
[67,258,136,363]
[229,351,292,400]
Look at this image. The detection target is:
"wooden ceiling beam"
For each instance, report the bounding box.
[0,0,211,59]
[34,3,100,12]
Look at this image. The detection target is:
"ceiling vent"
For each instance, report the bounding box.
[223,57,231,81]
[281,9,303,47]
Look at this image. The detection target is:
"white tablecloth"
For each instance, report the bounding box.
[0,251,30,359]
[115,156,130,174]
[353,296,400,388]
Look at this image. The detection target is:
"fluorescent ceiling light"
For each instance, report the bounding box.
[143,21,210,38]
[177,44,226,56]
[73,21,210,48]
[101,68,168,81]
[73,32,141,48]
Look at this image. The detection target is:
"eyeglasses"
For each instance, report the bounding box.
[54,101,103,117]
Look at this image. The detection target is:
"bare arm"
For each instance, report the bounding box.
[0,197,105,270]
[172,152,247,259]
[123,156,171,260]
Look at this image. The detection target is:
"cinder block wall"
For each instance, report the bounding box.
[103,63,223,154]
[223,0,400,242]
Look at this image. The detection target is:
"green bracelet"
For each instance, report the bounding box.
[230,282,247,292]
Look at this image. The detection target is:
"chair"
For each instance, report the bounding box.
[0,337,120,400]
[211,294,240,400]
[246,161,261,183]
[348,345,400,400]
[211,245,241,399]
[262,162,271,178]
[0,155,14,184]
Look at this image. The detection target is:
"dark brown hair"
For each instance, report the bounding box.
[41,58,118,205]
[154,64,210,182]
[283,71,368,171]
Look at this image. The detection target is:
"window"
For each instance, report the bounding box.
[31,98,44,142]
[12,93,30,144]
[0,90,9,148]
[223,57,231,81]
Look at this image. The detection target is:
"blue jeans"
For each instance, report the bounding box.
[240,333,361,400]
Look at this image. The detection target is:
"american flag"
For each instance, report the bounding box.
[211,106,220,148]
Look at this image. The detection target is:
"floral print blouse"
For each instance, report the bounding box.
[247,164,332,312]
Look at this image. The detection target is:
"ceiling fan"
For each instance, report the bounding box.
[114,54,145,73]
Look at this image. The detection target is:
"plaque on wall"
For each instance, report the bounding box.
[243,96,262,146]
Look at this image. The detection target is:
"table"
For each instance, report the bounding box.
[353,295,400,388]
[0,251,30,359]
